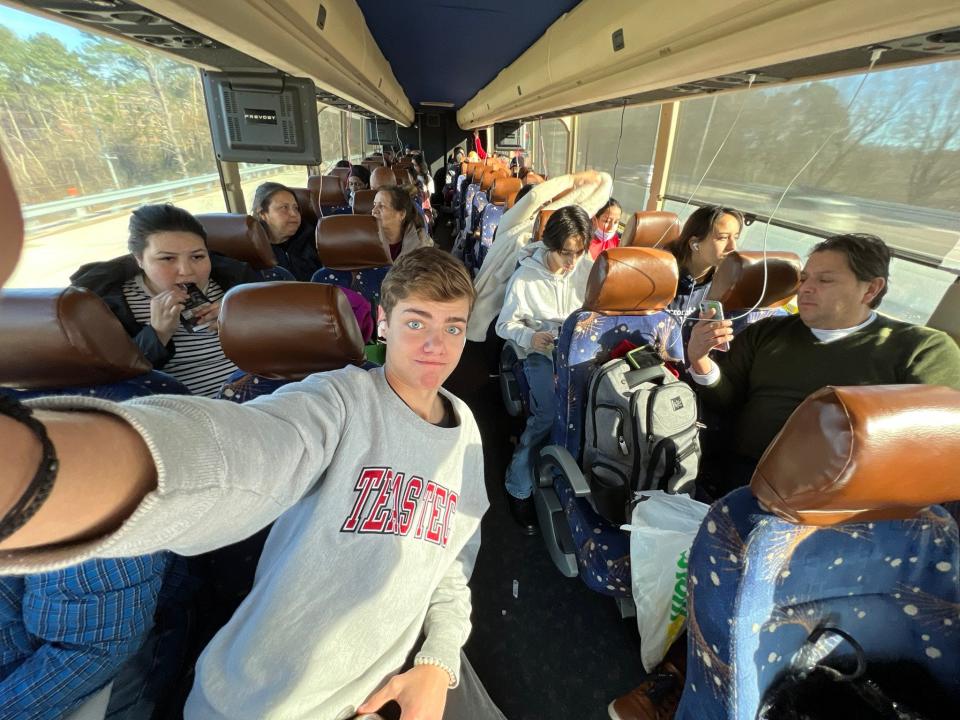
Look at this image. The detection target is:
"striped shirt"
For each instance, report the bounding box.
[122,276,237,397]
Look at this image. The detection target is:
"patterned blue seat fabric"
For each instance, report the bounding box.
[678,385,960,719]
[551,310,684,596]
[678,490,960,719]
[311,214,392,313]
[259,266,296,282]
[532,247,684,597]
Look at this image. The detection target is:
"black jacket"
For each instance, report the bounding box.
[667,269,715,349]
[270,222,321,281]
[71,254,259,369]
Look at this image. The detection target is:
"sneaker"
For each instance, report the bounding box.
[507,494,539,536]
[607,662,684,720]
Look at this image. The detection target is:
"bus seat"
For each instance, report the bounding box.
[532,209,556,242]
[370,166,395,191]
[464,175,521,275]
[0,287,193,720]
[0,287,189,400]
[217,281,366,401]
[197,213,276,272]
[312,214,392,309]
[208,283,367,633]
[706,251,802,334]
[362,159,384,174]
[289,186,319,227]
[392,167,409,185]
[622,211,681,250]
[307,174,351,216]
[473,177,522,271]
[530,248,684,598]
[329,165,351,190]
[677,384,960,719]
[352,188,376,215]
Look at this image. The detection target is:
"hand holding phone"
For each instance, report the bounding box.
[178,282,212,332]
[699,300,731,352]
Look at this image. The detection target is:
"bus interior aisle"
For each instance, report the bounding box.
[446,345,646,720]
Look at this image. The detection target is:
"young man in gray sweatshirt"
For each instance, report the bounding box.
[0,248,504,720]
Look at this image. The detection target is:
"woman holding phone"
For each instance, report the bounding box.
[71,203,258,396]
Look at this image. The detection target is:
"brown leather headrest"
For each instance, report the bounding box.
[491,177,522,205]
[370,167,395,190]
[329,166,351,187]
[505,191,520,209]
[481,167,506,192]
[308,175,348,207]
[533,209,556,242]
[352,189,376,215]
[0,151,22,287]
[392,167,410,185]
[198,214,275,271]
[752,385,960,525]
[289,187,318,228]
[472,164,486,182]
[622,211,681,249]
[583,247,679,314]
[219,282,365,380]
[362,160,384,173]
[315,214,391,270]
[523,172,545,185]
[706,251,802,309]
[0,287,151,388]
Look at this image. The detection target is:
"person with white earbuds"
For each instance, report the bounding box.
[666,205,744,348]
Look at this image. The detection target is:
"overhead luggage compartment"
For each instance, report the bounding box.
[141,0,414,124]
[457,0,960,126]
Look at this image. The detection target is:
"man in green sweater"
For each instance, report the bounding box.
[688,233,960,493]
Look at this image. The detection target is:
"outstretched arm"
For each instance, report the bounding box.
[0,373,350,566]
[0,409,155,551]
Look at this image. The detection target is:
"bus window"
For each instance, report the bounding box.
[575,105,660,212]
[664,61,959,295]
[1,6,224,289]
[318,106,345,167]
[538,117,569,177]
[662,200,956,325]
[346,112,363,162]
[238,164,311,211]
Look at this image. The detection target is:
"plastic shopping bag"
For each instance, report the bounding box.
[624,490,709,672]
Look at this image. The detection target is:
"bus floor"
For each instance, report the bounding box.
[447,341,647,720]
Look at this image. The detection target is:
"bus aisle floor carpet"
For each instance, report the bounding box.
[462,351,647,720]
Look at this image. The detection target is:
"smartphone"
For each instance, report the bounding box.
[179,282,212,332]
[699,300,730,352]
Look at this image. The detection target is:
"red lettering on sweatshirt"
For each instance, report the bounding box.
[341,469,458,548]
[362,471,404,534]
[425,485,448,545]
[414,481,437,540]
[340,467,385,532]
[397,476,423,535]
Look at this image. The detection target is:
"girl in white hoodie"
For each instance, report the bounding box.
[496,206,594,532]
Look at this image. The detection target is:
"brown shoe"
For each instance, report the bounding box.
[607,662,684,720]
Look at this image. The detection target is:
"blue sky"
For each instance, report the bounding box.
[0,4,93,49]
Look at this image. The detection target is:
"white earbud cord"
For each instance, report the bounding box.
[720,46,887,324]
[652,73,758,250]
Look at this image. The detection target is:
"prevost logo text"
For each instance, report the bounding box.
[243,108,278,124]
